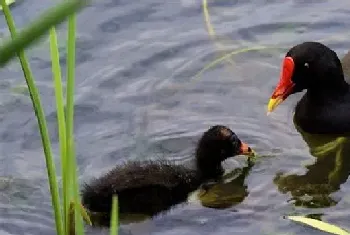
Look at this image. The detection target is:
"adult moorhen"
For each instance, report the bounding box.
[267,41,350,134]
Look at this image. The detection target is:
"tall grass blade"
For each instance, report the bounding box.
[68,202,76,235]
[0,0,15,10]
[110,196,119,235]
[0,0,89,66]
[49,26,69,234]
[68,201,92,235]
[71,141,84,235]
[65,11,85,235]
[65,12,76,205]
[66,11,76,152]
[0,1,64,234]
[78,202,92,226]
[288,216,350,235]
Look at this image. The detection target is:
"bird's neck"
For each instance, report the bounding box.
[307,76,349,100]
[195,153,224,181]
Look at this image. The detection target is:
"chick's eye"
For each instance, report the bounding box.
[230,139,240,152]
[304,62,309,68]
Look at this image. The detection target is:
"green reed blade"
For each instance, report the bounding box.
[65,12,77,206]
[110,196,119,235]
[78,202,92,226]
[66,10,76,160]
[66,11,86,235]
[49,26,70,234]
[0,1,65,234]
[0,0,89,66]
[71,141,85,235]
[0,0,14,10]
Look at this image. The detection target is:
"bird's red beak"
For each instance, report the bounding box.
[239,142,255,157]
[267,57,296,114]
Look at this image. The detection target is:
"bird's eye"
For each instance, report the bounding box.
[229,134,238,144]
[304,62,309,68]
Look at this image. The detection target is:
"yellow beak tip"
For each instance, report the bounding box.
[267,97,283,114]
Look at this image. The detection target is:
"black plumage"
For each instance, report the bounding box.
[81,125,253,226]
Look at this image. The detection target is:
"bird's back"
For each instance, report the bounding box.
[81,160,201,221]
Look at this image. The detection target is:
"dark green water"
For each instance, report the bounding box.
[1,0,350,234]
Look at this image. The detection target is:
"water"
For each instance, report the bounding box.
[1,0,350,234]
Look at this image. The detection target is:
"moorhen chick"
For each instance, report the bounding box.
[81,125,254,226]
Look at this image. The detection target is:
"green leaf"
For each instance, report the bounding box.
[0,0,15,10]
[0,0,89,66]
[288,216,350,235]
[49,26,69,234]
[110,195,119,235]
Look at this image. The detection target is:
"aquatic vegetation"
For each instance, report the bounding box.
[0,0,118,234]
[288,216,350,235]
[0,0,14,11]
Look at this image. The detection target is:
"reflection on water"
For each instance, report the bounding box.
[274,116,350,208]
[196,159,253,209]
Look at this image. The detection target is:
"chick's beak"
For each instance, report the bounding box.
[239,142,255,157]
[267,56,295,114]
